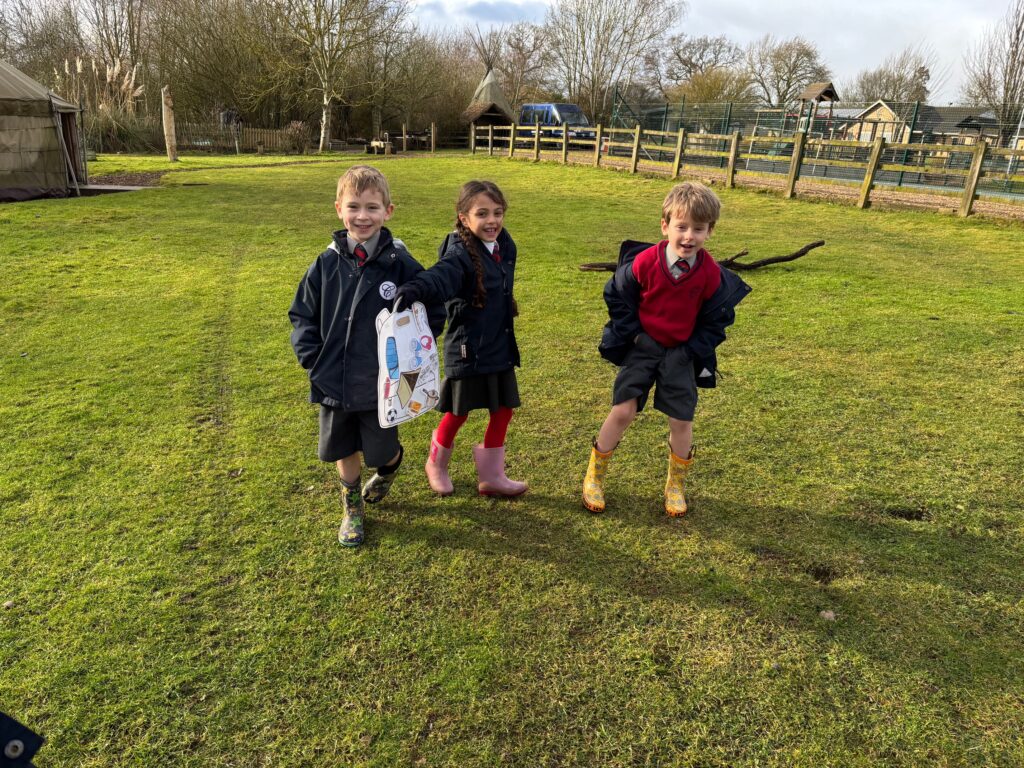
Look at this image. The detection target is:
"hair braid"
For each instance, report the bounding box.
[455,219,487,309]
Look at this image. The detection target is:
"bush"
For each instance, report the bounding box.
[84,109,164,154]
[283,121,311,154]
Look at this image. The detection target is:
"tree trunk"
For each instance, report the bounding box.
[319,94,331,153]
[372,106,382,140]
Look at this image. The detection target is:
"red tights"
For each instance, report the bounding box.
[435,407,514,449]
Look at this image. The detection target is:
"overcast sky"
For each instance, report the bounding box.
[411,0,1013,104]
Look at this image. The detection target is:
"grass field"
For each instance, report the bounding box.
[2,154,1023,766]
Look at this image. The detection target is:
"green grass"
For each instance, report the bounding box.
[2,155,1023,766]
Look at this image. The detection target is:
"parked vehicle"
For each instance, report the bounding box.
[517,103,595,140]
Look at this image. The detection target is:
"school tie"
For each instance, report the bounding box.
[491,241,501,263]
[354,243,368,267]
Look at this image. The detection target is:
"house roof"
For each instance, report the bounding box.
[0,59,79,112]
[914,105,998,134]
[798,82,839,102]
[462,68,514,124]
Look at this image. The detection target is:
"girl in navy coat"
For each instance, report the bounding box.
[394,180,527,497]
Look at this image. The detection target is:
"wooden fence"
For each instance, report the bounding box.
[469,122,1024,217]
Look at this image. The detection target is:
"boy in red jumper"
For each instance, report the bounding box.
[583,182,750,516]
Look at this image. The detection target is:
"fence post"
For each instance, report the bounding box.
[431,122,436,153]
[784,132,807,199]
[402,123,408,153]
[858,136,886,209]
[534,118,541,161]
[630,125,642,173]
[488,125,494,156]
[470,122,476,154]
[594,124,603,167]
[959,139,989,217]
[726,130,741,188]
[671,128,686,178]
[508,123,517,158]
[561,125,568,164]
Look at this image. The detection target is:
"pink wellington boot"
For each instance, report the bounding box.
[425,430,454,496]
[472,444,528,497]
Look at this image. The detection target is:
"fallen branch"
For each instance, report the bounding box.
[578,240,825,272]
[718,240,825,270]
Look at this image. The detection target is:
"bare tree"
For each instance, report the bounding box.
[0,1,14,59]
[963,0,1024,144]
[663,34,742,87]
[744,34,830,107]
[358,5,412,138]
[281,0,400,151]
[544,0,684,122]
[498,22,548,106]
[467,22,548,107]
[843,45,943,103]
[6,0,87,79]
[79,0,147,63]
[667,67,755,103]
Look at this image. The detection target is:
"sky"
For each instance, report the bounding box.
[410,0,1013,104]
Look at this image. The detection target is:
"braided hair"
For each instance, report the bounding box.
[454,180,508,310]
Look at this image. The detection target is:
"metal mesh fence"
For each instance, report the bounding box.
[611,100,1024,150]
[609,99,1024,198]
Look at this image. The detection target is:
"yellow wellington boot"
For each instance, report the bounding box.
[582,442,613,513]
[664,446,694,517]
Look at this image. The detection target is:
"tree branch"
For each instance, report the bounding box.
[578,240,825,272]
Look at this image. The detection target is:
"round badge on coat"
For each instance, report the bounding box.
[379,281,397,300]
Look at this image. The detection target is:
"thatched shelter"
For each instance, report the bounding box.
[462,68,515,125]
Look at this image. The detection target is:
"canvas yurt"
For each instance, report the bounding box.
[1,60,86,202]
[462,68,515,126]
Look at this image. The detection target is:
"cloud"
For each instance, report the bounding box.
[460,0,548,22]
[412,0,548,28]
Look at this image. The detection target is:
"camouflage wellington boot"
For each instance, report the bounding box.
[338,482,365,547]
[582,442,613,513]
[363,448,403,504]
[664,446,694,517]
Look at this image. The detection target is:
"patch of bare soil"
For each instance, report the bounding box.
[89,171,165,186]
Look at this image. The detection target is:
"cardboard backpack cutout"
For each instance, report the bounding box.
[376,301,440,428]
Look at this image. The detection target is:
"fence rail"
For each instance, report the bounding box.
[468,122,1024,216]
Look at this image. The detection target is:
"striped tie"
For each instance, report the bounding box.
[354,243,368,267]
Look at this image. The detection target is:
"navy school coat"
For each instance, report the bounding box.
[289,227,446,411]
[599,239,751,388]
[404,228,521,379]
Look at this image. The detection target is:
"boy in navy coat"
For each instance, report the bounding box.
[290,166,443,546]
[584,182,750,516]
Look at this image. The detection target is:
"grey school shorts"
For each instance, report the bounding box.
[318,406,400,466]
[611,332,698,421]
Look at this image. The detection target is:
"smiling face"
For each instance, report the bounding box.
[661,209,713,258]
[335,187,393,242]
[457,193,505,242]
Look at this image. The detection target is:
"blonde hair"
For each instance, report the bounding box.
[336,165,391,207]
[662,182,720,226]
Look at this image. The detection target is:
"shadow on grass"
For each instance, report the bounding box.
[367,489,1023,689]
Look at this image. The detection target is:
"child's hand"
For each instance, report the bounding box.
[393,282,421,311]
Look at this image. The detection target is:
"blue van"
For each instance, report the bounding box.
[518,103,594,139]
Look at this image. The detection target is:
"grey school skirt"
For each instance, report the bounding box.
[437,370,521,415]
